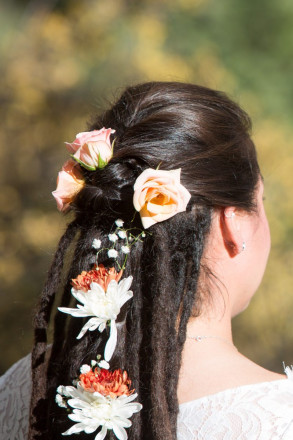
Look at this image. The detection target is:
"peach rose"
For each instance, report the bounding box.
[66,128,115,170]
[52,159,85,212]
[133,168,191,229]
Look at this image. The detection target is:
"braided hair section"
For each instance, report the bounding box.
[29,219,79,438]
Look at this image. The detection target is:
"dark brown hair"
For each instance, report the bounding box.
[29,82,260,439]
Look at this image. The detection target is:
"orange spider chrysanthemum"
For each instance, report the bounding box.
[79,368,133,398]
[71,264,123,292]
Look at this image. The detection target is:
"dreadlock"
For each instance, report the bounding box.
[29,81,260,439]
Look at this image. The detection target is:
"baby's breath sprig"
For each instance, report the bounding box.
[92,219,147,271]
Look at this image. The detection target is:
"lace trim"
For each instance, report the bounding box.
[179,377,289,409]
[0,354,32,440]
[178,367,293,440]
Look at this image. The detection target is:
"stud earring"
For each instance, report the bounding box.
[224,211,235,219]
[242,242,246,252]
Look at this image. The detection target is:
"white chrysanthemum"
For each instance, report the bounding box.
[108,233,118,242]
[61,385,142,440]
[58,277,133,361]
[117,230,127,239]
[115,219,124,227]
[93,239,102,249]
[108,249,118,259]
[121,246,130,254]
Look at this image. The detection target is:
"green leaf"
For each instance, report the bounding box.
[98,155,107,169]
[71,155,96,171]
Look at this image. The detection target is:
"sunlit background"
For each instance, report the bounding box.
[1,0,293,374]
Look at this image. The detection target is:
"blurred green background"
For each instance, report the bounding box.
[1,0,293,375]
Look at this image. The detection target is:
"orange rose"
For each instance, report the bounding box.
[133,168,191,229]
[52,159,85,212]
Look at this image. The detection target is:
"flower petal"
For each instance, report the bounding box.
[77,317,104,339]
[68,412,86,422]
[117,276,133,293]
[112,424,127,440]
[58,306,92,318]
[62,422,86,435]
[68,401,89,411]
[85,424,101,434]
[95,426,108,440]
[98,360,110,369]
[71,289,88,304]
[117,393,140,404]
[106,277,133,309]
[138,205,157,229]
[52,160,84,212]
[98,322,107,332]
[111,416,132,428]
[104,319,117,362]
[116,403,143,418]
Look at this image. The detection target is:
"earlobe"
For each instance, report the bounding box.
[224,211,235,219]
[221,208,243,257]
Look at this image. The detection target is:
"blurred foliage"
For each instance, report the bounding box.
[0,0,292,374]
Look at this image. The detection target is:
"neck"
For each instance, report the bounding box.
[180,311,237,371]
[186,312,233,344]
[177,313,238,403]
[177,300,243,404]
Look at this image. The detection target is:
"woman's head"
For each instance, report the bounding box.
[29,82,262,440]
[73,81,260,225]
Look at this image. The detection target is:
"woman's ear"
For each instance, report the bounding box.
[220,207,244,257]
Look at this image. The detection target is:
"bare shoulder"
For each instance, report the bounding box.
[233,352,286,382]
[178,350,286,403]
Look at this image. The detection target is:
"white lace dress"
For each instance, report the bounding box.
[1,355,293,440]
